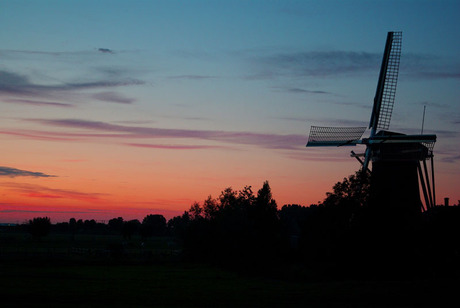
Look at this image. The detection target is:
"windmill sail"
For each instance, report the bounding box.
[362,31,402,172]
[369,31,402,133]
[307,126,366,147]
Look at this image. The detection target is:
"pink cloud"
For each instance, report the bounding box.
[23,192,63,199]
[126,143,224,150]
[0,130,75,141]
[23,118,307,151]
[2,182,105,203]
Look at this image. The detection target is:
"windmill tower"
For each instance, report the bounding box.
[306,32,437,215]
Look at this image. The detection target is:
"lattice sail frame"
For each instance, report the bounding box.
[369,31,402,132]
[307,126,366,146]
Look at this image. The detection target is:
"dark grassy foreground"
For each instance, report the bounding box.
[1,232,459,307]
[1,260,459,308]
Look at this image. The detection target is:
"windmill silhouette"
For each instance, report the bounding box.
[306,32,437,214]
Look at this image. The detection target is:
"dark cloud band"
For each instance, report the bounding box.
[0,166,56,178]
[27,118,307,151]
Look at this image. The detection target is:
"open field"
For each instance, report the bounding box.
[1,231,459,307]
[0,231,180,262]
[1,261,459,308]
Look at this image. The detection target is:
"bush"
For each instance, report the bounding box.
[28,217,51,239]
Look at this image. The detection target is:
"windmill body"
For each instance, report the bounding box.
[306,32,437,213]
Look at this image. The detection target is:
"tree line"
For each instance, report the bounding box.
[25,214,168,240]
[20,171,460,279]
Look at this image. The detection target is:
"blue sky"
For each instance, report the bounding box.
[0,0,459,222]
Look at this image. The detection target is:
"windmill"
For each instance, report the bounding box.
[306,31,437,213]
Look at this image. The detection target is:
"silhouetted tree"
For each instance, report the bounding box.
[141,214,167,237]
[321,170,370,209]
[188,202,204,220]
[84,219,97,229]
[68,218,77,240]
[180,181,281,266]
[276,172,371,264]
[253,181,278,230]
[76,219,84,230]
[108,217,124,234]
[279,204,309,254]
[28,217,51,240]
[203,195,219,219]
[167,212,190,237]
[122,219,140,239]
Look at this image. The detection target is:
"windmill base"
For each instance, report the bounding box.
[369,159,422,223]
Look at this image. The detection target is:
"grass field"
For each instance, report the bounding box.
[1,231,459,307]
[1,261,459,307]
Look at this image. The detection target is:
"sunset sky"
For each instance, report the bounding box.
[1,0,459,223]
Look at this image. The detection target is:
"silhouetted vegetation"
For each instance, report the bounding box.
[2,173,459,283]
[179,181,280,268]
[27,216,51,240]
[141,214,167,238]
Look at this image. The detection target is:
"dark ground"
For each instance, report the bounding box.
[1,260,459,308]
[1,230,459,307]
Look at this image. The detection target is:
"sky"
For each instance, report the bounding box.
[0,0,459,223]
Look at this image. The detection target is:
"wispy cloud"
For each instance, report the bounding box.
[98,48,114,54]
[249,50,379,79]
[0,166,56,178]
[92,91,135,104]
[2,98,73,108]
[24,118,307,151]
[431,129,459,139]
[246,50,459,80]
[0,48,144,108]
[401,53,460,80]
[0,130,75,141]
[0,207,105,214]
[279,116,366,127]
[159,115,210,122]
[440,154,460,163]
[0,69,143,98]
[2,182,104,202]
[287,150,357,163]
[272,86,332,95]
[168,75,216,80]
[0,49,91,58]
[126,143,224,150]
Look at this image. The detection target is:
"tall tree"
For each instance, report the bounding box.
[28,217,51,240]
[141,214,167,237]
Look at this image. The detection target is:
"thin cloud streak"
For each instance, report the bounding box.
[126,143,224,150]
[92,91,135,104]
[0,208,104,214]
[98,48,114,54]
[1,48,107,57]
[168,75,216,80]
[0,130,76,141]
[247,50,459,80]
[26,118,307,151]
[0,166,56,178]
[440,154,460,163]
[287,151,357,163]
[0,69,144,97]
[251,50,379,78]
[2,182,105,202]
[2,98,73,108]
[272,86,332,95]
[278,116,367,127]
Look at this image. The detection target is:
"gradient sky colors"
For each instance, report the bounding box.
[1,0,459,223]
